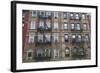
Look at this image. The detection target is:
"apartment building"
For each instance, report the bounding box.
[22,10,91,62]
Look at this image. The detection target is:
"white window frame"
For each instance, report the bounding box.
[76,23,81,30]
[27,49,33,60]
[40,11,45,16]
[54,12,58,18]
[75,14,79,19]
[63,13,67,19]
[64,33,68,41]
[85,34,89,42]
[65,48,70,56]
[32,11,37,17]
[83,23,87,30]
[46,20,51,28]
[70,13,74,19]
[72,35,76,39]
[53,49,59,58]
[64,23,68,29]
[77,34,81,41]
[30,21,36,29]
[39,20,44,27]
[46,12,51,16]
[53,33,59,43]
[54,22,58,29]
[71,24,75,30]
[38,34,43,42]
[45,34,50,42]
[82,14,86,19]
[29,33,35,43]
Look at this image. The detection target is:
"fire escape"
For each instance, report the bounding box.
[34,11,52,61]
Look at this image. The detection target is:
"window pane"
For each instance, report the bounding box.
[38,34,43,42]
[70,13,74,19]
[76,24,81,30]
[75,14,79,19]
[54,12,58,18]
[63,13,67,19]
[71,24,75,29]
[30,21,36,29]
[45,34,50,42]
[82,14,86,19]
[53,33,59,43]
[72,35,75,39]
[29,33,34,43]
[28,52,32,57]
[64,24,68,29]
[54,22,58,29]
[83,24,87,30]
[39,20,44,27]
[32,11,37,17]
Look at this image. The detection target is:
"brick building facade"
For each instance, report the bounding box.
[22,10,91,62]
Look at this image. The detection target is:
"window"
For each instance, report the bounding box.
[53,33,59,43]
[32,11,37,17]
[54,12,58,19]
[76,35,81,42]
[30,21,36,29]
[28,52,32,58]
[65,48,70,57]
[70,13,74,19]
[36,48,43,57]
[78,48,84,56]
[27,49,33,60]
[82,14,86,19]
[85,34,89,42]
[71,47,77,55]
[46,20,51,29]
[64,23,68,29]
[44,49,50,57]
[54,22,58,29]
[39,20,44,28]
[63,13,67,19]
[75,14,79,19]
[64,33,68,42]
[29,33,35,43]
[38,34,43,42]
[71,24,75,30]
[46,12,51,16]
[45,34,51,42]
[76,24,81,30]
[22,23,24,27]
[83,23,87,30]
[72,35,76,39]
[40,11,45,16]
[37,49,50,57]
[53,48,59,58]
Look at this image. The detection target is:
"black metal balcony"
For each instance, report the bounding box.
[37,26,52,32]
[70,29,83,32]
[38,15,52,19]
[34,49,51,61]
[71,48,86,59]
[64,39,69,42]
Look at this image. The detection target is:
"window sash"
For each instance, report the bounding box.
[76,24,81,30]
[64,24,68,29]
[29,34,34,43]
[71,24,75,29]
[30,21,36,29]
[54,22,58,29]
